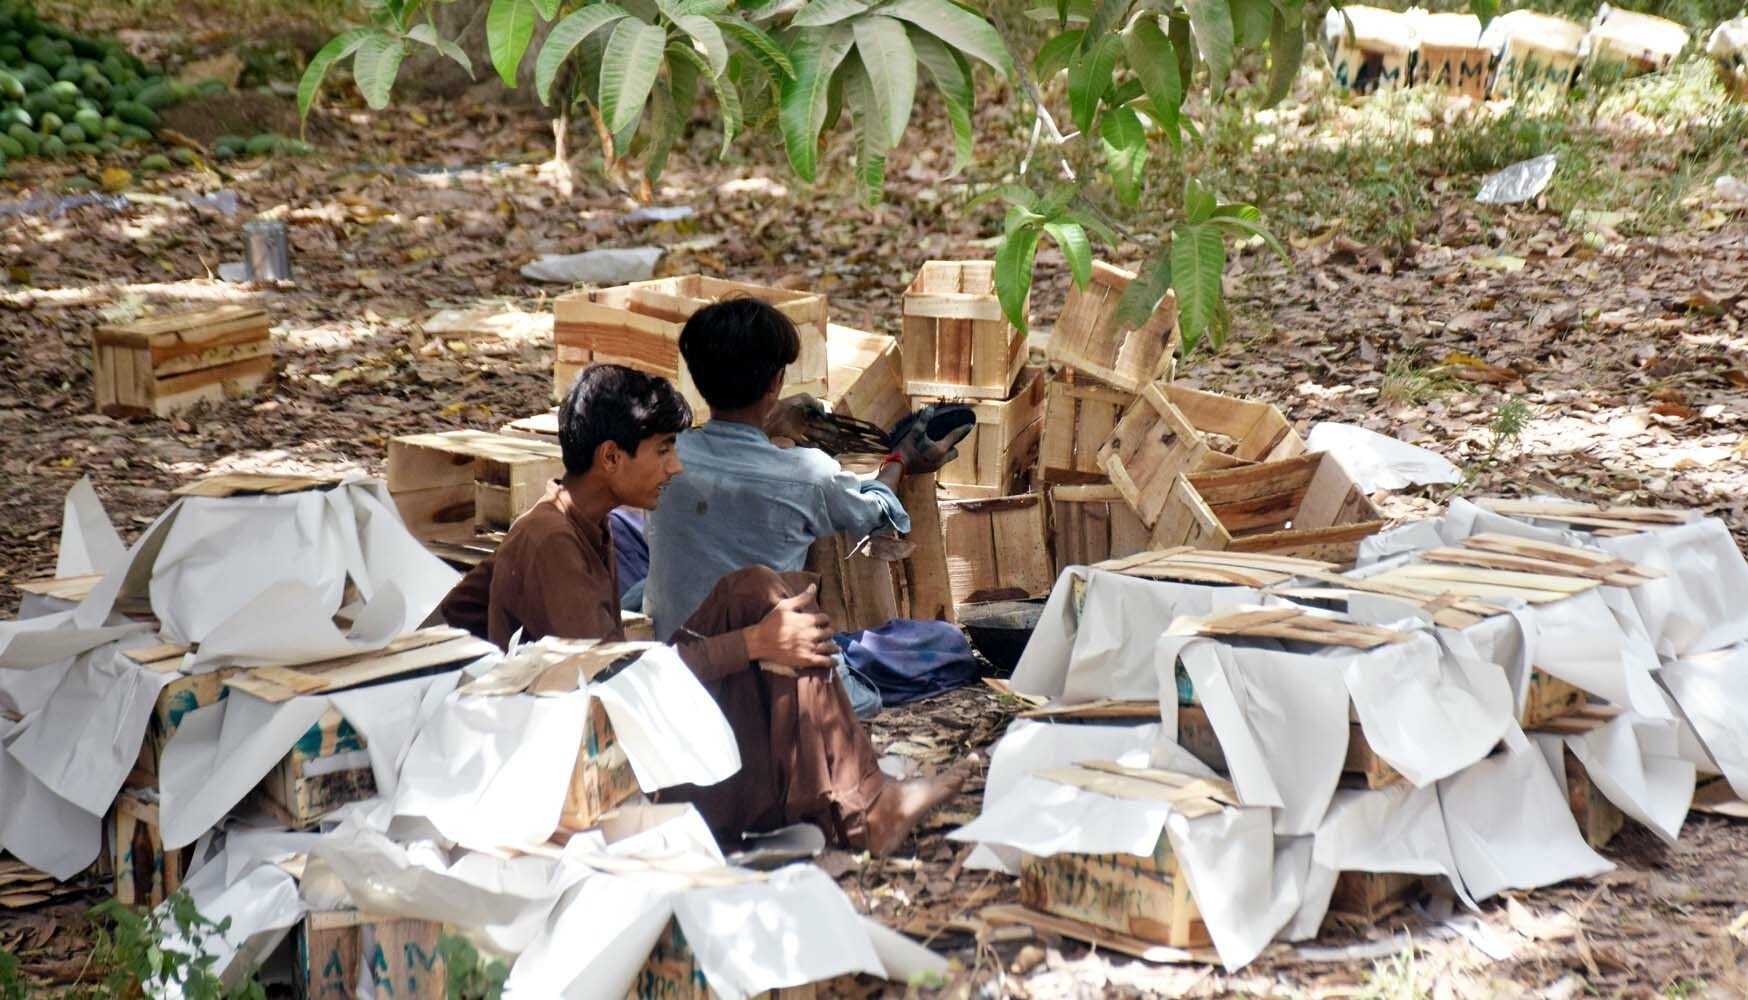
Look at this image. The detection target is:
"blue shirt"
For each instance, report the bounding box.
[644,421,911,639]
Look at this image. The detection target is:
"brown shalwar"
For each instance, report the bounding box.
[435,480,886,848]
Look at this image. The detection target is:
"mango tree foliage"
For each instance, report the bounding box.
[301,0,1478,355]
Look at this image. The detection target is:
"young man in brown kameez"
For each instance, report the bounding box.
[440,364,964,854]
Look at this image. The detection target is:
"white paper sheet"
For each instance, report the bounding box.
[590,646,740,792]
[1009,569,1257,702]
[959,718,1162,873]
[951,775,1178,859]
[1560,714,1693,845]
[1304,423,1462,493]
[0,612,151,669]
[1167,799,1303,970]
[1659,645,1748,799]
[511,871,680,1000]
[1437,737,1613,900]
[56,475,125,578]
[7,639,175,815]
[153,857,306,999]
[1586,518,1748,657]
[0,714,102,878]
[1312,784,1472,920]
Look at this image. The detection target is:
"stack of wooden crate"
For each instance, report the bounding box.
[552,274,828,416]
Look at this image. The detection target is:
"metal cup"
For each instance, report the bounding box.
[243,220,292,281]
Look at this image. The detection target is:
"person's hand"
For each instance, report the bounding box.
[743,584,838,673]
[763,394,825,444]
[889,404,975,475]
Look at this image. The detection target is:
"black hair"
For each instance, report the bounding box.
[677,298,800,411]
[557,364,692,477]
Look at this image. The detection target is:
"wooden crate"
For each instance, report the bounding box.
[1417,43,1493,99]
[900,261,1027,400]
[296,910,445,1000]
[1151,453,1383,565]
[110,790,192,908]
[92,305,272,418]
[260,707,378,828]
[824,324,907,435]
[892,473,957,624]
[928,366,1045,499]
[1520,669,1585,728]
[1019,833,1209,950]
[1099,384,1305,529]
[1049,484,1152,576]
[1176,704,1402,788]
[806,529,901,635]
[387,430,565,542]
[130,648,232,783]
[1047,261,1180,392]
[1326,871,1429,924]
[552,275,828,408]
[1331,37,1412,93]
[1488,13,1585,99]
[557,697,643,832]
[1562,745,1626,849]
[632,917,829,1000]
[1585,8,1688,75]
[1039,370,1131,485]
[940,493,1054,607]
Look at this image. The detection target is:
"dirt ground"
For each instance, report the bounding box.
[2,11,1748,997]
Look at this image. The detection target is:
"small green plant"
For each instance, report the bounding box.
[0,948,26,1000]
[1357,944,1430,1000]
[1488,395,1533,459]
[1665,978,1709,999]
[439,933,509,1000]
[88,892,265,1000]
[1379,352,1465,406]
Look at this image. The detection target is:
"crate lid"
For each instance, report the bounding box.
[96,304,270,347]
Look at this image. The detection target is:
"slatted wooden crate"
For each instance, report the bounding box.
[1327,7,1415,93]
[1417,43,1493,99]
[632,916,833,1000]
[552,275,828,408]
[1099,384,1306,529]
[1049,484,1152,575]
[259,707,378,828]
[1019,836,1209,951]
[1152,454,1384,565]
[1039,370,1132,485]
[1047,261,1180,392]
[824,324,907,435]
[1488,12,1585,98]
[558,696,643,832]
[92,305,272,418]
[1177,704,1403,789]
[806,528,901,635]
[928,366,1045,500]
[297,910,446,1000]
[110,790,192,908]
[940,492,1054,606]
[894,473,957,623]
[387,430,566,542]
[1327,871,1431,924]
[900,261,1027,400]
[1585,7,1688,75]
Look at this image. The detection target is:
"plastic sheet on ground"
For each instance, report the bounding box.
[1304,423,1463,493]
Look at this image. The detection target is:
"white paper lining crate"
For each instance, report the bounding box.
[92,305,272,417]
[1049,484,1152,576]
[1152,453,1384,565]
[1713,19,1748,99]
[551,275,828,409]
[929,366,1045,499]
[824,324,908,435]
[1099,384,1306,529]
[1047,261,1180,392]
[1039,370,1132,485]
[1486,11,1586,98]
[900,260,1027,400]
[387,430,566,543]
[1531,711,1630,849]
[940,492,1053,606]
[1584,6,1688,76]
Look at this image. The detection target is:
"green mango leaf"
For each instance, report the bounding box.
[1044,221,1092,289]
[791,0,871,27]
[1098,105,1145,205]
[852,16,916,146]
[668,41,743,154]
[1183,0,1233,96]
[1033,30,1083,80]
[599,18,668,135]
[967,182,1040,211]
[777,25,855,180]
[1063,199,1118,244]
[1263,3,1303,108]
[1469,0,1499,27]
[1122,281,1175,345]
[1229,0,1271,47]
[881,0,1014,78]
[1080,0,1133,47]
[994,224,1040,332]
[298,28,373,119]
[1170,221,1226,351]
[1123,16,1181,123]
[720,19,795,80]
[1167,13,1195,94]
[1183,176,1216,222]
[643,71,680,183]
[1209,211,1289,263]
[353,33,406,109]
[679,0,732,14]
[672,14,730,76]
[408,23,475,77]
[1066,34,1117,135]
[841,55,891,204]
[909,29,973,174]
[536,4,630,102]
[533,0,561,18]
[487,0,539,86]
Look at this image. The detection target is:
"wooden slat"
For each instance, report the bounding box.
[1475,498,1687,527]
[175,473,339,497]
[1384,563,1597,594]
[1193,608,1410,649]
[980,905,1219,965]
[1018,699,1160,720]
[224,630,495,702]
[1459,534,1664,583]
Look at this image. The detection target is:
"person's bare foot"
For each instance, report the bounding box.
[864,761,975,856]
